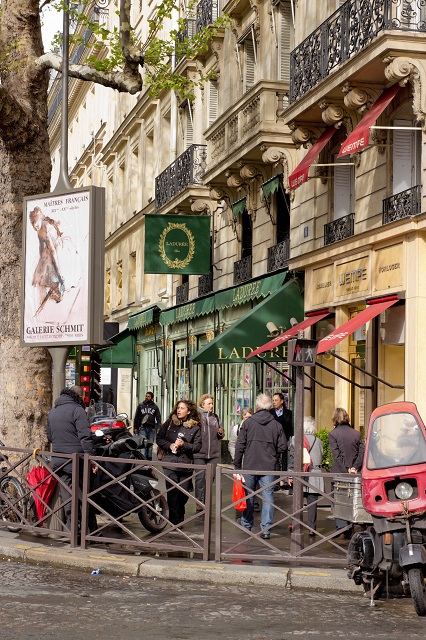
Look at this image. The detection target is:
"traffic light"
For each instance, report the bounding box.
[90,348,102,402]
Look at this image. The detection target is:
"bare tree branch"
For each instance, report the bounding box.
[35,52,143,93]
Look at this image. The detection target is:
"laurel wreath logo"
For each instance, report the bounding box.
[159,222,195,269]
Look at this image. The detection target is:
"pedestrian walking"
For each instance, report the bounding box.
[270,392,293,488]
[46,386,98,537]
[329,407,365,536]
[193,394,224,510]
[133,391,161,460]
[234,393,287,539]
[156,400,202,526]
[288,416,324,540]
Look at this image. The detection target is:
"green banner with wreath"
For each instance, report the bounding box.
[144,214,211,274]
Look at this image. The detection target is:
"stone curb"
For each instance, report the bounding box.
[0,533,360,594]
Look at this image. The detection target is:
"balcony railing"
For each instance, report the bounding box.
[176,281,189,305]
[155,144,207,209]
[196,0,218,31]
[267,238,290,272]
[324,213,355,245]
[233,255,252,285]
[290,0,426,103]
[198,273,213,296]
[382,185,421,224]
[175,19,196,64]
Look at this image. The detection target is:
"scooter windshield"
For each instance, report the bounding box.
[366,411,426,470]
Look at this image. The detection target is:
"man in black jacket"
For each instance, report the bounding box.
[47,386,97,535]
[133,391,162,460]
[270,392,293,488]
[234,394,287,539]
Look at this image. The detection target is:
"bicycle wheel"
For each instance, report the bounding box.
[138,489,169,533]
[0,476,26,532]
[408,567,426,616]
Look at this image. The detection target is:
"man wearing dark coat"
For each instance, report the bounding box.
[270,392,293,484]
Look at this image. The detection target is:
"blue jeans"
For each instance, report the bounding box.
[139,426,156,460]
[241,474,275,533]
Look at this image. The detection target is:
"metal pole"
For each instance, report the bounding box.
[53,0,72,193]
[291,365,304,554]
[48,346,72,404]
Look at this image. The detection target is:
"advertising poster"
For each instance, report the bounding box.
[22,190,91,345]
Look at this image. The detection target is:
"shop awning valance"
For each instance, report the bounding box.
[338,84,401,157]
[189,279,303,364]
[246,311,330,360]
[159,272,287,325]
[261,175,281,199]
[231,197,247,219]
[317,297,398,354]
[288,126,338,191]
[127,305,161,331]
[98,328,136,368]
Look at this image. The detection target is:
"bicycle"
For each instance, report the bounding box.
[0,439,27,531]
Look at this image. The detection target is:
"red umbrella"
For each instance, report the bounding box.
[26,464,58,522]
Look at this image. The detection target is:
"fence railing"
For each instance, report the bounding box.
[0,445,354,566]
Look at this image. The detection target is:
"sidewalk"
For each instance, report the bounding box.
[0,529,359,594]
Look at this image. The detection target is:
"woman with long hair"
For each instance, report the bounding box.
[156,400,202,526]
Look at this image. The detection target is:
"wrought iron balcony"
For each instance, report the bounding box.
[267,238,290,273]
[233,255,252,285]
[198,273,213,297]
[290,0,426,103]
[324,213,355,245]
[176,281,189,305]
[196,0,218,31]
[155,144,207,209]
[382,185,421,224]
[175,19,196,64]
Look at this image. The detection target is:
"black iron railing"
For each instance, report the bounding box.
[155,144,207,209]
[198,273,213,296]
[175,18,197,63]
[290,0,426,103]
[176,281,189,305]
[324,213,355,245]
[233,255,252,284]
[382,184,421,224]
[196,0,218,31]
[267,238,290,272]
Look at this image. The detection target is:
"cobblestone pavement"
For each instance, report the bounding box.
[1,561,426,640]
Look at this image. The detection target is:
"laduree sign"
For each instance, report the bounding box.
[144,214,211,274]
[21,187,105,347]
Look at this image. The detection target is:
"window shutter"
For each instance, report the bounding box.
[244,40,256,93]
[278,3,291,82]
[208,81,218,127]
[393,120,412,194]
[333,159,353,220]
[184,105,194,149]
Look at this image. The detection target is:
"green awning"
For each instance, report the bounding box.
[231,197,247,219]
[213,272,285,309]
[261,174,281,199]
[189,279,303,364]
[98,329,136,368]
[160,272,287,325]
[128,305,160,331]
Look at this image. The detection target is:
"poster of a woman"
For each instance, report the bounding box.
[22,190,91,344]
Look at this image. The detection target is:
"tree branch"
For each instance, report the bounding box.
[35,52,143,93]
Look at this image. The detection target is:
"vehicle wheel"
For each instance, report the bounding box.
[408,567,426,616]
[138,489,169,533]
[0,476,26,532]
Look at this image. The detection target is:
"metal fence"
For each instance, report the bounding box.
[0,446,353,566]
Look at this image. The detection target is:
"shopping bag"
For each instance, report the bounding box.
[232,479,247,511]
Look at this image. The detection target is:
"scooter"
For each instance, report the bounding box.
[347,401,426,615]
[91,432,169,533]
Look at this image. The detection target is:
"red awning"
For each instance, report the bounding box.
[317,297,398,354]
[338,84,401,157]
[288,127,338,190]
[246,312,330,359]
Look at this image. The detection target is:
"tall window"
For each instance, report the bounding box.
[116,261,122,308]
[105,268,111,315]
[129,252,136,304]
[243,38,256,93]
[278,2,292,82]
[208,80,219,127]
[333,155,354,219]
[175,343,189,402]
[227,363,254,439]
[241,209,253,258]
[276,184,290,243]
[392,119,421,195]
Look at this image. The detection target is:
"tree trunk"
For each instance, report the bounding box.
[0,0,53,449]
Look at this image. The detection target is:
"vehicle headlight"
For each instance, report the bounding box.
[395,482,414,500]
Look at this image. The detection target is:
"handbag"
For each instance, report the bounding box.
[232,478,247,511]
